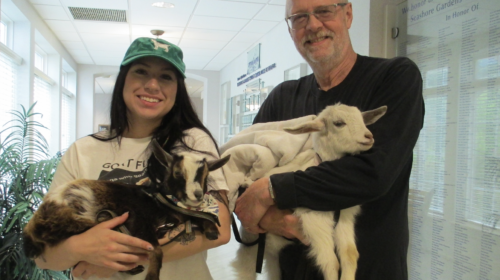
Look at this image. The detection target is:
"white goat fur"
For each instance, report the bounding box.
[232,103,387,280]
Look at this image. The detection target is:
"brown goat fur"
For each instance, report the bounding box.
[23,140,230,280]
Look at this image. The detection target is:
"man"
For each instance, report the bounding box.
[234,0,424,279]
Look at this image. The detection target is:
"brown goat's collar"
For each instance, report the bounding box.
[142,189,220,226]
[166,193,220,218]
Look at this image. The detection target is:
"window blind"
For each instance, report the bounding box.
[60,90,74,151]
[0,51,17,138]
[33,75,52,145]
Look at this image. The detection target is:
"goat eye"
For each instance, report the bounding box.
[333,121,345,127]
[174,170,183,178]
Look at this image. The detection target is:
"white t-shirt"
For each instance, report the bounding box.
[50,128,228,280]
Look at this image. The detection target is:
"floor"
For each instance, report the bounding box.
[207,219,270,280]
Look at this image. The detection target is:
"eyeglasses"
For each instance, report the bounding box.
[285,3,348,30]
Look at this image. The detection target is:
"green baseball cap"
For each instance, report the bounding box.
[121,37,186,78]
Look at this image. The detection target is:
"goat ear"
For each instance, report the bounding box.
[207,155,231,171]
[284,118,325,134]
[362,106,387,125]
[150,139,173,168]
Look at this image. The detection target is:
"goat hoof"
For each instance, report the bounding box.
[205,231,219,240]
[126,265,145,275]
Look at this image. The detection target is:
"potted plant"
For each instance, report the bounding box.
[0,103,70,279]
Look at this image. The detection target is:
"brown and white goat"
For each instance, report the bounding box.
[232,104,387,280]
[23,140,230,280]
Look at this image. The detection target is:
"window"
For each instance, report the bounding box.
[33,75,52,145]
[0,21,7,45]
[464,88,500,227]
[34,46,46,73]
[410,93,447,214]
[61,70,68,89]
[61,61,76,150]
[405,1,500,278]
[0,16,18,141]
[60,91,74,151]
[0,51,17,138]
[0,14,13,47]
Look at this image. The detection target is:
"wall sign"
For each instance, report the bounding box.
[237,63,276,87]
[247,43,261,74]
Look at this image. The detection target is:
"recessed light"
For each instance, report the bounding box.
[152,2,175,8]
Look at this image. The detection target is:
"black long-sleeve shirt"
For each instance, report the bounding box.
[253,55,424,280]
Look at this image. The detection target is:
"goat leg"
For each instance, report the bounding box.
[334,206,360,280]
[295,208,339,280]
[202,220,219,240]
[23,201,95,258]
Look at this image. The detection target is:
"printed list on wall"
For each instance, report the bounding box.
[400,0,500,279]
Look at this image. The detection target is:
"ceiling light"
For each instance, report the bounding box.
[152,2,175,8]
[151,30,165,36]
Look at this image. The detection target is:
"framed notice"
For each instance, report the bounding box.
[247,43,261,74]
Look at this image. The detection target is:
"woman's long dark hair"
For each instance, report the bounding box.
[92,60,219,188]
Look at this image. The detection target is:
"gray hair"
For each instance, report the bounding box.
[285,0,350,17]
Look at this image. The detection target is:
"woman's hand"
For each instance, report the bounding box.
[72,261,118,279]
[71,212,152,271]
[35,212,153,272]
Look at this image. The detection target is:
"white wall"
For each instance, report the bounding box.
[94,93,112,131]
[219,0,371,98]
[77,65,118,139]
[350,0,371,56]
[185,69,221,142]
[369,0,402,58]
[220,21,305,100]
[190,96,203,122]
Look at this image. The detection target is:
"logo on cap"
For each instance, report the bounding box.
[151,39,170,52]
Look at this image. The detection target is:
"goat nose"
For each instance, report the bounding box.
[194,190,203,200]
[365,132,373,140]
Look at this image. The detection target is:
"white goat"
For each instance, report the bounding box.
[232,103,387,280]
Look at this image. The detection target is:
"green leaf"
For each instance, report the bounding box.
[0,104,68,279]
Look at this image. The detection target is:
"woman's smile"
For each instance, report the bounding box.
[139,95,161,103]
[123,56,178,130]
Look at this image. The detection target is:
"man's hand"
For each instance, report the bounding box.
[235,177,275,234]
[259,206,309,245]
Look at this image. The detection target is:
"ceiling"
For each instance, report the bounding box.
[29,0,287,72]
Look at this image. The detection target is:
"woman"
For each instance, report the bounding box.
[34,37,231,280]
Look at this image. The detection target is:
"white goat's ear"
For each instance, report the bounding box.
[362,106,387,125]
[284,118,325,134]
[207,155,231,171]
[150,139,173,168]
